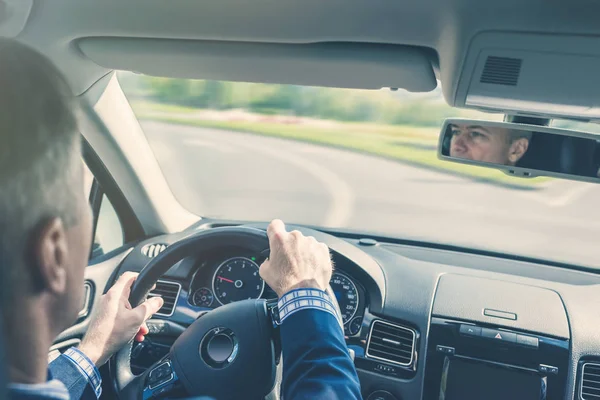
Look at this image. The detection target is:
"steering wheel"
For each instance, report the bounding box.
[110,226,342,400]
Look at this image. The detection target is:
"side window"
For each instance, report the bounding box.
[83,162,124,259]
[95,196,124,256]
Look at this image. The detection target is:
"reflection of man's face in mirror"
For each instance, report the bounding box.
[449,124,531,166]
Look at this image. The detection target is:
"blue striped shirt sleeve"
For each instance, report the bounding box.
[61,348,102,399]
[277,288,344,329]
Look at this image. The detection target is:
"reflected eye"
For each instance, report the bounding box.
[470,131,487,140]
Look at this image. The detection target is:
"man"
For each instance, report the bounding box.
[0,38,164,400]
[449,123,531,166]
[1,38,361,399]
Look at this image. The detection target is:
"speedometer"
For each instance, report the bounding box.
[213,257,265,305]
[330,272,359,325]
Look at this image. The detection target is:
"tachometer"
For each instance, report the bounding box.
[213,257,265,305]
[330,272,359,325]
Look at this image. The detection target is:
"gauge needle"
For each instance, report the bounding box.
[217,276,234,283]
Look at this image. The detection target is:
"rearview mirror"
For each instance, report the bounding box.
[438,119,600,183]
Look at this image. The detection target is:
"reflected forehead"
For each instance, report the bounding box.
[451,124,509,138]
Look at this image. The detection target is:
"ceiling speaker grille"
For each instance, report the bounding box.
[480,56,522,86]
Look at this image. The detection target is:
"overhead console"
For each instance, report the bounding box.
[454,31,600,120]
[424,275,570,400]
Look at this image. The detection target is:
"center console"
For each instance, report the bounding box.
[423,318,569,400]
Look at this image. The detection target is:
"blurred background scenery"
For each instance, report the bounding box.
[118,72,600,269]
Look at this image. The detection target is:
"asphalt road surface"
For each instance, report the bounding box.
[142,121,600,269]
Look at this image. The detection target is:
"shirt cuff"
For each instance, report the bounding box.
[62,347,102,399]
[277,288,343,327]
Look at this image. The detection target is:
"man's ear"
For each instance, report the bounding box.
[509,138,530,164]
[30,217,69,295]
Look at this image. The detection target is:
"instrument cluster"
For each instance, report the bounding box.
[187,250,367,336]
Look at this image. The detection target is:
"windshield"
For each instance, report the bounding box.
[119,72,600,269]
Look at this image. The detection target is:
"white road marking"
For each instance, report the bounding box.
[182,138,240,154]
[227,137,356,227]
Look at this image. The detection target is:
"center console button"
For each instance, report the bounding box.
[516,334,539,348]
[481,328,517,343]
[436,345,455,355]
[459,325,481,337]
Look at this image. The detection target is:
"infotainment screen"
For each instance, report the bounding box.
[439,357,546,400]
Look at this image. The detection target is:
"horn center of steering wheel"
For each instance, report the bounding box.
[200,327,239,368]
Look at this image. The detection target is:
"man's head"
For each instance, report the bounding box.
[0,39,92,337]
[449,124,532,166]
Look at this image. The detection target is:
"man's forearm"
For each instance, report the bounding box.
[279,289,362,400]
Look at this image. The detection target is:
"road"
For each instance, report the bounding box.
[142,121,600,269]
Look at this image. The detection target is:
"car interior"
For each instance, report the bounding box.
[4,1,600,399]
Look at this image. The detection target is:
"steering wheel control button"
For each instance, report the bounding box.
[200,327,239,368]
[459,324,481,337]
[436,345,455,355]
[516,334,539,348]
[147,360,175,390]
[481,328,517,343]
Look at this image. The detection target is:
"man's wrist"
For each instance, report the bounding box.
[276,279,326,298]
[77,341,101,366]
[277,288,342,327]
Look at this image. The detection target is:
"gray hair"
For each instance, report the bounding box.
[0,39,83,302]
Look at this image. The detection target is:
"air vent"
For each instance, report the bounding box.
[149,280,181,317]
[480,56,522,86]
[141,243,168,258]
[366,320,416,367]
[581,363,600,399]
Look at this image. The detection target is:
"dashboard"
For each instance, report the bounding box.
[180,247,367,336]
[104,221,600,400]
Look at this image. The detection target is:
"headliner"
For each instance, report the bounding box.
[4,0,600,113]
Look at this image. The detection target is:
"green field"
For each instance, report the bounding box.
[132,101,550,189]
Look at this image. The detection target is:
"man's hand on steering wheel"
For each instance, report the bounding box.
[110,224,344,400]
[78,272,164,366]
[260,219,333,298]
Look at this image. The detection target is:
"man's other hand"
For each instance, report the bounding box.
[260,219,333,298]
[78,272,164,366]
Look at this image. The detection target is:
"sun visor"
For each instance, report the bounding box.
[77,37,437,91]
[454,32,600,120]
